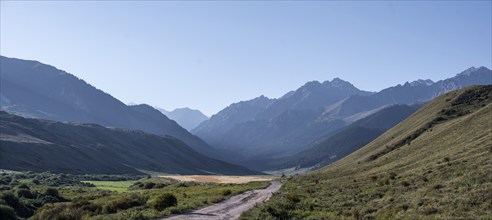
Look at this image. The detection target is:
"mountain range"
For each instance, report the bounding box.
[156,107,209,131]
[193,79,372,159]
[1,55,491,174]
[192,67,492,170]
[245,85,492,219]
[0,56,213,156]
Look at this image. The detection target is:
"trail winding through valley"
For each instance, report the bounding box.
[163,181,281,220]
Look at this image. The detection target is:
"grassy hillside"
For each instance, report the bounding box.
[0,112,259,175]
[242,85,492,219]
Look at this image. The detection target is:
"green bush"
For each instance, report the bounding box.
[32,203,68,220]
[103,194,147,214]
[44,188,59,198]
[0,192,33,218]
[177,182,188,187]
[36,195,62,204]
[17,184,29,190]
[285,192,300,203]
[149,193,177,211]
[33,200,103,220]
[0,192,21,211]
[15,189,34,199]
[73,200,102,214]
[129,211,149,220]
[263,201,293,219]
[144,182,155,189]
[0,204,17,220]
[222,189,232,196]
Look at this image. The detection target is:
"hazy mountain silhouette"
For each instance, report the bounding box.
[0,111,260,175]
[193,79,371,157]
[193,67,491,170]
[265,104,422,171]
[192,95,274,147]
[157,107,209,131]
[0,56,214,155]
[321,67,492,120]
[254,78,373,120]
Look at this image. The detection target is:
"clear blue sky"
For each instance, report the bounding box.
[1,1,491,116]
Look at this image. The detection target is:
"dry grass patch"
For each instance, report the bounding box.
[159,175,275,184]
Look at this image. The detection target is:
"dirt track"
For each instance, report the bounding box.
[163,181,281,220]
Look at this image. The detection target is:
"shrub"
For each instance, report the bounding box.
[401,180,410,187]
[423,206,439,215]
[263,201,293,219]
[389,172,397,180]
[103,194,147,214]
[36,195,61,204]
[155,183,168,189]
[44,188,59,198]
[177,182,188,187]
[0,204,17,220]
[433,184,444,190]
[285,193,301,203]
[0,192,20,210]
[130,182,144,190]
[9,180,19,186]
[129,211,149,220]
[15,189,34,199]
[143,182,156,189]
[0,192,33,218]
[149,193,177,211]
[32,203,67,220]
[222,189,232,196]
[17,184,29,190]
[73,200,102,214]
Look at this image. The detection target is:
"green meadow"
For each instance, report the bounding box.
[82,181,136,192]
[0,172,269,220]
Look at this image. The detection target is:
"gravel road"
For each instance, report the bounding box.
[163,181,281,220]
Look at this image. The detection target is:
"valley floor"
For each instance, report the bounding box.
[159,175,275,184]
[0,172,272,220]
[163,181,281,220]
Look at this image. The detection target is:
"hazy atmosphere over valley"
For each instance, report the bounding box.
[1,1,491,220]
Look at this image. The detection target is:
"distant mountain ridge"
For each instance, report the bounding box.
[244,86,492,219]
[264,104,422,171]
[192,66,492,169]
[192,95,274,146]
[193,78,371,152]
[2,55,490,173]
[0,111,259,175]
[321,66,492,120]
[156,107,209,131]
[0,56,213,155]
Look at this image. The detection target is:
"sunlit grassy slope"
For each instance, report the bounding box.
[242,85,492,219]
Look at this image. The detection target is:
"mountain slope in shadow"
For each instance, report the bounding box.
[0,56,213,156]
[0,111,260,175]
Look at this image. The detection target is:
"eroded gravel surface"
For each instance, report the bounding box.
[163,181,281,220]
